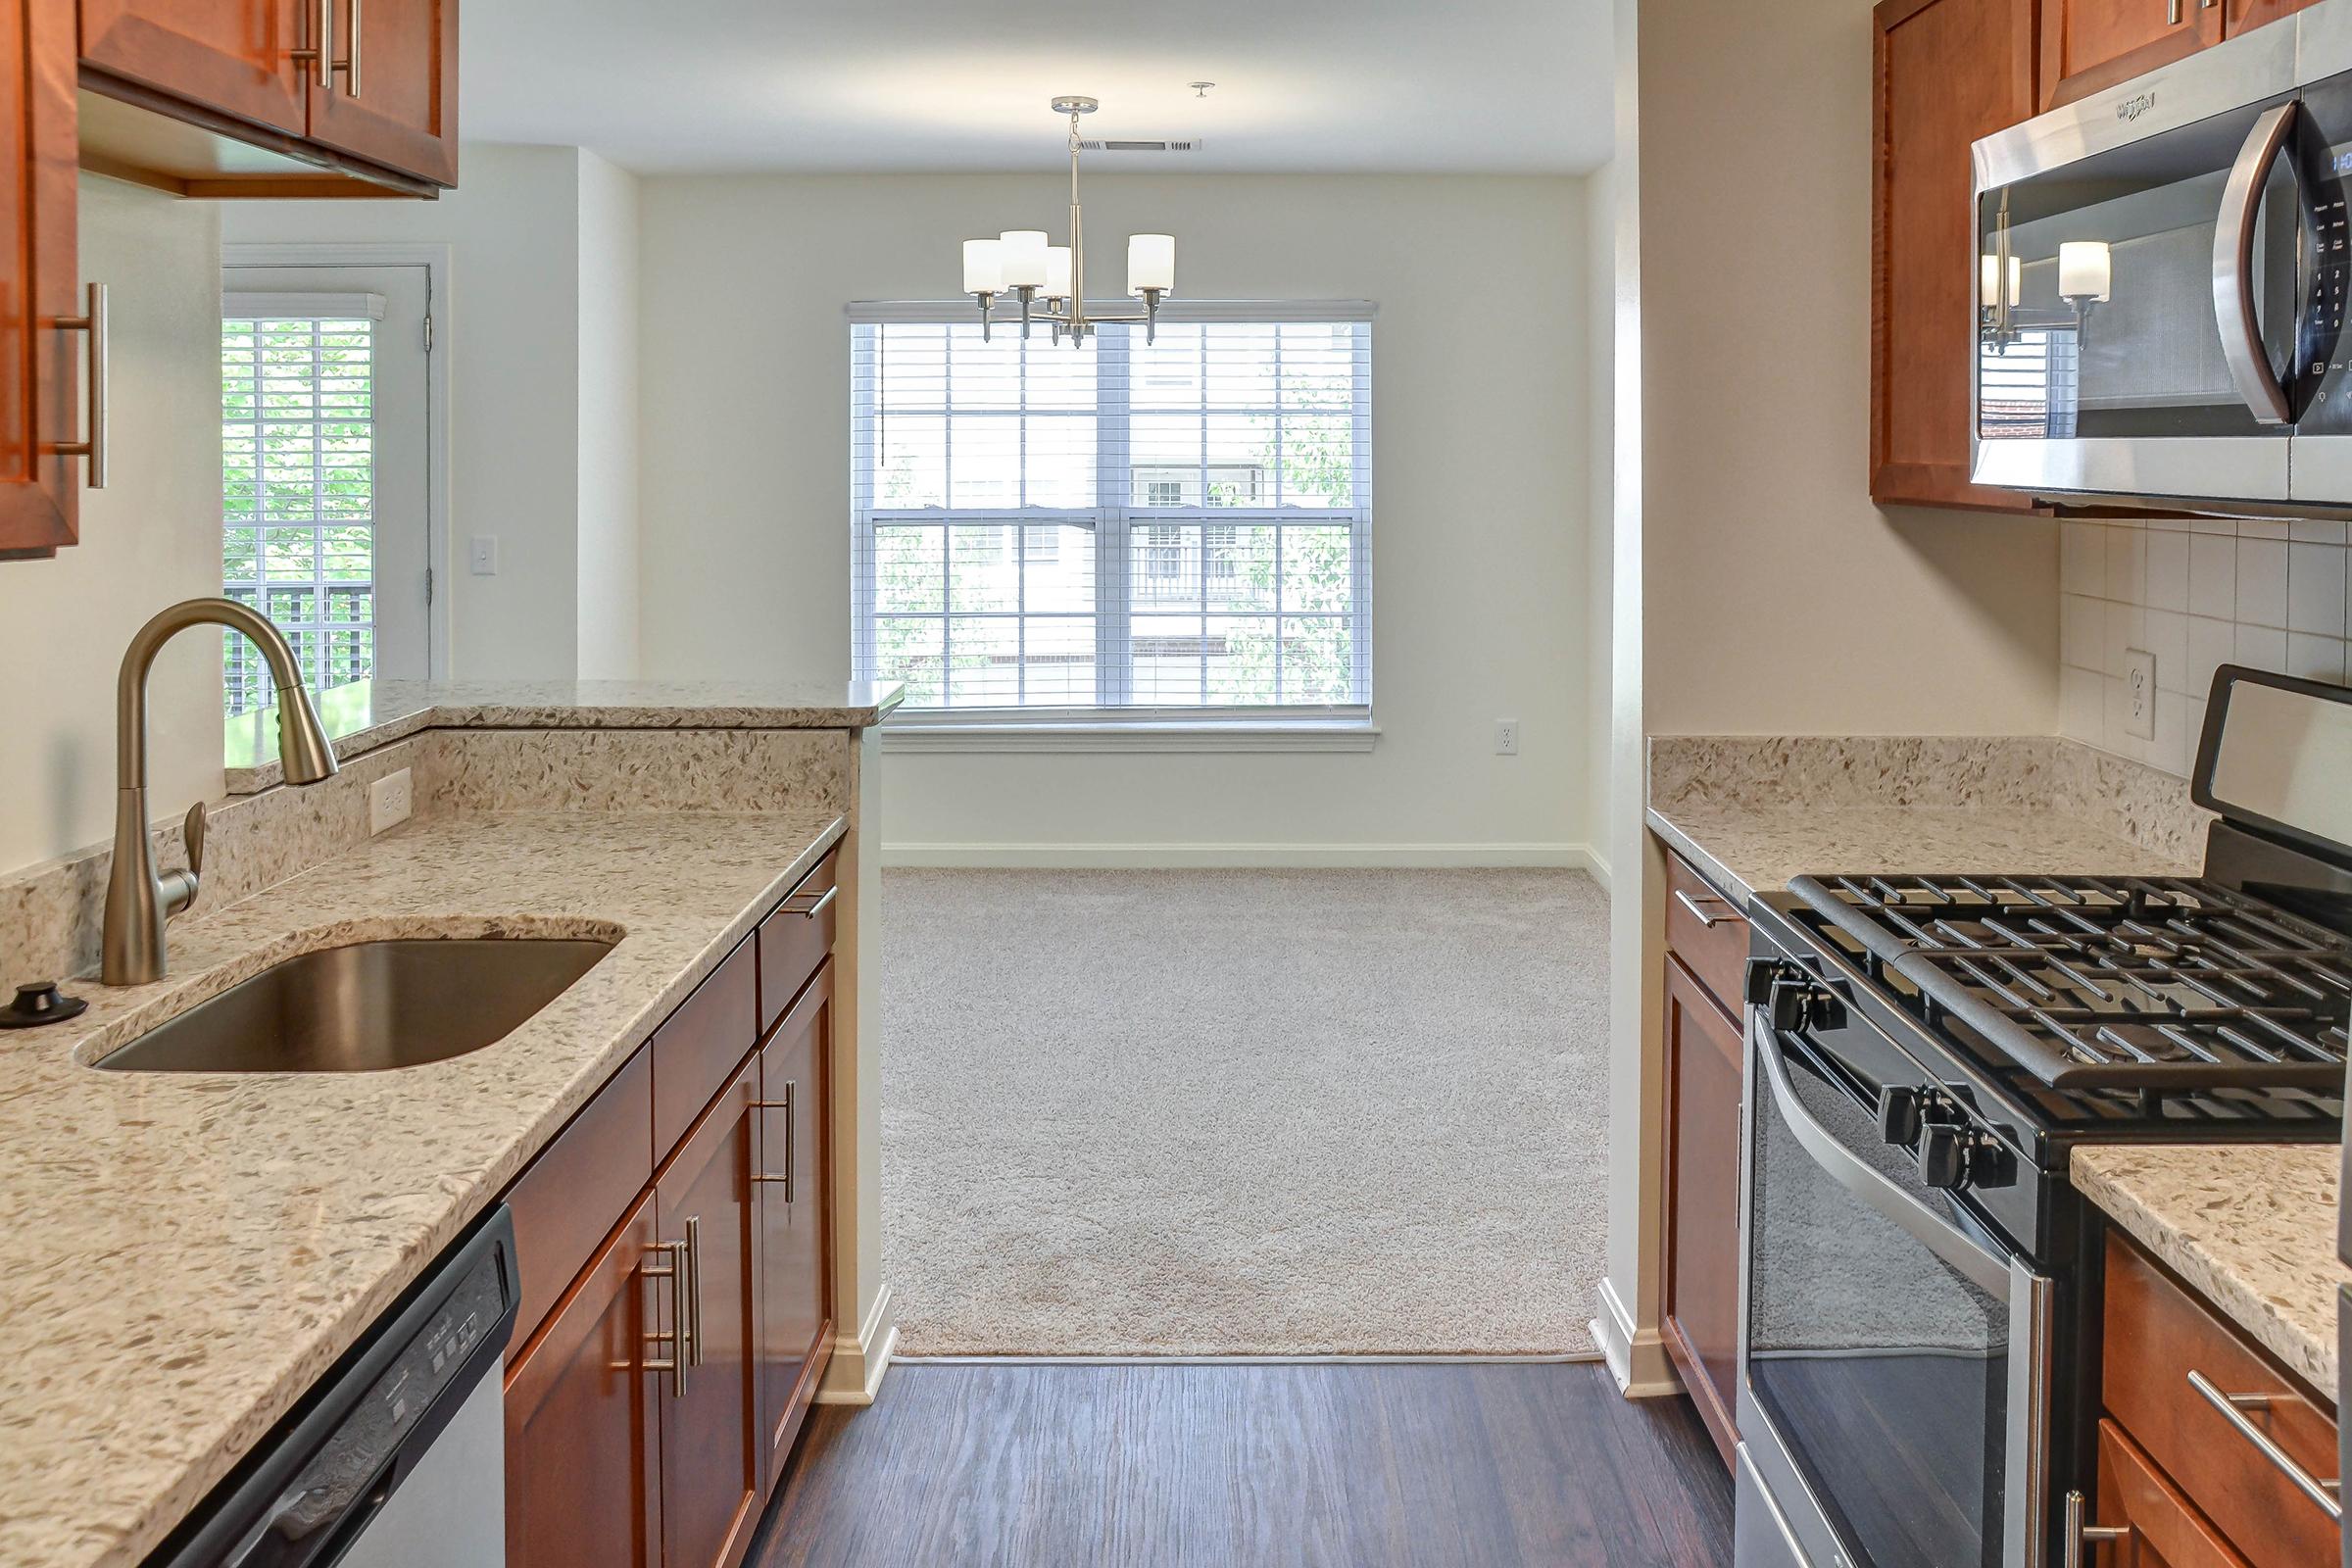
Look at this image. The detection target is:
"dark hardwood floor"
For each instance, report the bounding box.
[748,1362,1734,1567]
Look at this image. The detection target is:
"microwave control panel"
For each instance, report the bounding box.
[2302,156,2352,431]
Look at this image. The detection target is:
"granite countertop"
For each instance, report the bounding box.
[0,805,845,1568]
[1648,802,2200,906]
[2073,1146,2348,1398]
[226,677,906,790]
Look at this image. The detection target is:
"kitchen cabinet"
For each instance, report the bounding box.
[657,1056,765,1568]
[756,961,833,1493]
[2226,0,2324,30]
[0,0,84,560]
[2094,1231,2341,1568]
[2088,1417,2255,1567]
[505,1192,665,1568]
[1871,0,2042,514]
[1658,849,1749,1467]
[77,0,308,135]
[2040,0,2222,111]
[300,0,458,187]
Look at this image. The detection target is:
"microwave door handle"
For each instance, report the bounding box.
[1747,1008,2015,1300]
[2214,101,2299,426]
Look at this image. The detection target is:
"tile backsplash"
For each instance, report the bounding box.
[2059,516,2352,777]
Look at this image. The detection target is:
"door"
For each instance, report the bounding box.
[220,263,432,708]
[1663,956,1740,1467]
[503,1191,663,1568]
[756,962,833,1492]
[302,0,456,185]
[2042,0,2224,111]
[1740,1009,2044,1568]
[0,0,80,560]
[78,0,309,134]
[658,1058,764,1568]
[1973,86,2302,504]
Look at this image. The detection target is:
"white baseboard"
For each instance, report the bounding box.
[814,1282,899,1405]
[1592,1275,1683,1398]
[1584,845,1613,892]
[882,842,1606,870]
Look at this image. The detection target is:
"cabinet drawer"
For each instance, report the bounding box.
[2102,1233,2341,1568]
[2094,1417,2253,1568]
[652,936,759,1158]
[758,852,837,1034]
[1664,852,1748,1014]
[505,1043,654,1352]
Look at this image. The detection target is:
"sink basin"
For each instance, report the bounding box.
[93,938,615,1073]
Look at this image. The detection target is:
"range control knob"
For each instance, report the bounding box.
[1879,1087,1923,1148]
[1917,1124,1968,1190]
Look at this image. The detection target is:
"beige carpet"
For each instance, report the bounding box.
[878,868,1612,1357]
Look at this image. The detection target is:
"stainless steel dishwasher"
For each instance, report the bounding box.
[148,1206,519,1568]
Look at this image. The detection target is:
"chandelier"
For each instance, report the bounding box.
[956,96,1176,348]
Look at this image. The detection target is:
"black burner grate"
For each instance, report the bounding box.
[1788,873,2352,1091]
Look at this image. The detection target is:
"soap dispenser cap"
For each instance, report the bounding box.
[1,981,88,1029]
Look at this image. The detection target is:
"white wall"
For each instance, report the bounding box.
[222,145,644,681]
[0,176,222,875]
[638,172,1596,857]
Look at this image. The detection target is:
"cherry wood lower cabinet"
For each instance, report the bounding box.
[505,1192,664,1568]
[1661,952,1743,1467]
[756,960,834,1492]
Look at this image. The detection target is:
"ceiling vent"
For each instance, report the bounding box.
[1078,138,1199,153]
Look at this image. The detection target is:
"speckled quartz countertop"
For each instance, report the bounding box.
[226,677,906,790]
[0,805,845,1568]
[2073,1146,2348,1397]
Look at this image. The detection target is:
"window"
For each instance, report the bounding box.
[851,311,1372,716]
[220,312,376,715]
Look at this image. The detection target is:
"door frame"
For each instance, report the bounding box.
[221,240,453,680]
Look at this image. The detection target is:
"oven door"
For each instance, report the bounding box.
[1736,1008,2053,1568]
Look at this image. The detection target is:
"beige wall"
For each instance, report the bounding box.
[576,151,643,680]
[637,172,1598,858]
[0,176,223,875]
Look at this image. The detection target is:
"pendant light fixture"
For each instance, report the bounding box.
[958,96,1176,347]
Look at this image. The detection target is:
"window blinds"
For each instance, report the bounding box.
[220,313,377,716]
[850,310,1373,714]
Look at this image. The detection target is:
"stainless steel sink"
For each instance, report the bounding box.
[92,938,615,1073]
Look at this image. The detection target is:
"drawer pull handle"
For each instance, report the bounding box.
[2062,1491,2129,1568]
[753,1082,796,1201]
[1673,888,1735,928]
[784,884,839,921]
[2186,1368,2343,1519]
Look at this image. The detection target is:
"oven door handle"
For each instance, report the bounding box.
[2213,100,2299,426]
[1749,1009,2015,1301]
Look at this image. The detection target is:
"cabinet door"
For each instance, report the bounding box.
[0,0,79,560]
[78,0,308,134]
[504,1190,664,1568]
[1661,954,1742,1467]
[756,960,833,1493]
[658,1056,765,1568]
[2226,0,2321,34]
[2040,0,2222,111]
[2092,1418,2255,1567]
[1871,0,2041,514]
[302,0,456,184]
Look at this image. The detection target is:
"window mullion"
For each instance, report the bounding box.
[1098,324,1132,707]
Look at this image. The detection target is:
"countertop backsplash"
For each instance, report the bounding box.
[2060,515,2352,777]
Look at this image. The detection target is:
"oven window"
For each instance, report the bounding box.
[1746,1040,2012,1568]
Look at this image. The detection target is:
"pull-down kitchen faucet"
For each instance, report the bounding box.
[102,599,339,986]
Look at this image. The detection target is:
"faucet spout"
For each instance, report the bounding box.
[103,599,340,986]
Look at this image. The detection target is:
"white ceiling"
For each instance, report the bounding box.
[461,0,1613,176]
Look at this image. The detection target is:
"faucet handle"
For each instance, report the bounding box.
[170,801,207,916]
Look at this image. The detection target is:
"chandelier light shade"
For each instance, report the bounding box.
[956,96,1178,346]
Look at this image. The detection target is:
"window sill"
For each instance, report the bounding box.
[879,717,1382,754]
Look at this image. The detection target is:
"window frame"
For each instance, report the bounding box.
[849,300,1375,732]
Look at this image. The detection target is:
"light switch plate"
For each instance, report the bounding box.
[469,536,499,575]
[2124,649,2156,741]
[369,768,414,835]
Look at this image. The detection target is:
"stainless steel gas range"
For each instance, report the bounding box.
[1733,665,2352,1568]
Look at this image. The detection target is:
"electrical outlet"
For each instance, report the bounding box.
[469,535,500,575]
[1494,718,1521,757]
[2124,649,2156,741]
[368,768,414,835]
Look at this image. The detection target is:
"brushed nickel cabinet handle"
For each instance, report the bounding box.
[641,1244,686,1395]
[684,1217,705,1368]
[47,283,107,489]
[345,0,362,96]
[2186,1369,2343,1518]
[1673,888,1735,928]
[753,1083,797,1200]
[2169,0,2183,22]
[786,884,839,921]
[2062,1491,2129,1567]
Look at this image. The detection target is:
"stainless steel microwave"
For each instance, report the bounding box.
[1972,2,2352,513]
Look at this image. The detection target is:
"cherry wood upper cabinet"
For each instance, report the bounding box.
[77,0,309,135]
[0,0,82,560]
[2042,0,2222,111]
[1871,0,2043,514]
[756,963,834,1494]
[658,1058,766,1568]
[2226,0,2325,32]
[301,0,457,187]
